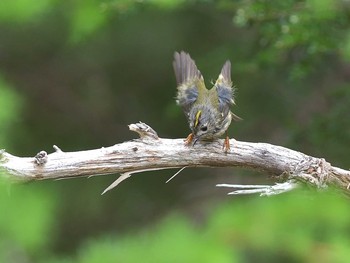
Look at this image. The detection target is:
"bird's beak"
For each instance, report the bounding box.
[193,135,200,146]
[192,134,203,146]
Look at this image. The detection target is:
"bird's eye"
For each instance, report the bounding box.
[200,126,208,132]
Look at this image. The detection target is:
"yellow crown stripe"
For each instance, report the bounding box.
[194,110,201,128]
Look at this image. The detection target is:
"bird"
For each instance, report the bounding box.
[173,51,240,152]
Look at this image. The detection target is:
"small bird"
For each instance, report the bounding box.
[173,51,240,152]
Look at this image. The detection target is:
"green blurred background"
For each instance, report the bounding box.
[0,0,350,262]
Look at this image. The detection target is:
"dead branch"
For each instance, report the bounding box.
[0,122,349,195]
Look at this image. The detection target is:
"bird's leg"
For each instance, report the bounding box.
[184,133,194,146]
[223,133,230,152]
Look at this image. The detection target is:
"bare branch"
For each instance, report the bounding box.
[0,122,349,195]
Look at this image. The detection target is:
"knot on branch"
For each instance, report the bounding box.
[129,122,159,140]
[290,157,330,189]
[34,151,48,165]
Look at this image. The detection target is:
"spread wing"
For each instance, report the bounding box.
[173,51,205,114]
[214,60,241,120]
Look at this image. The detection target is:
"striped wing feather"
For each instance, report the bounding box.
[173,51,205,113]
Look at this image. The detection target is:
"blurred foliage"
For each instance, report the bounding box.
[0,0,350,262]
[231,0,350,78]
[0,0,54,23]
[69,1,109,43]
[0,76,21,148]
[0,183,57,262]
[31,190,350,263]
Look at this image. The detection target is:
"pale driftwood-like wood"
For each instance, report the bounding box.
[0,122,349,195]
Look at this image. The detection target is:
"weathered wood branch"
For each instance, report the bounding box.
[0,122,349,195]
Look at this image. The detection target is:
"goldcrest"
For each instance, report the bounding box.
[173,51,240,151]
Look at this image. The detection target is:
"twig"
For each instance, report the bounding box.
[166,166,187,183]
[216,181,299,196]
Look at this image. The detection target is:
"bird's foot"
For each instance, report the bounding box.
[184,133,194,146]
[223,136,230,153]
